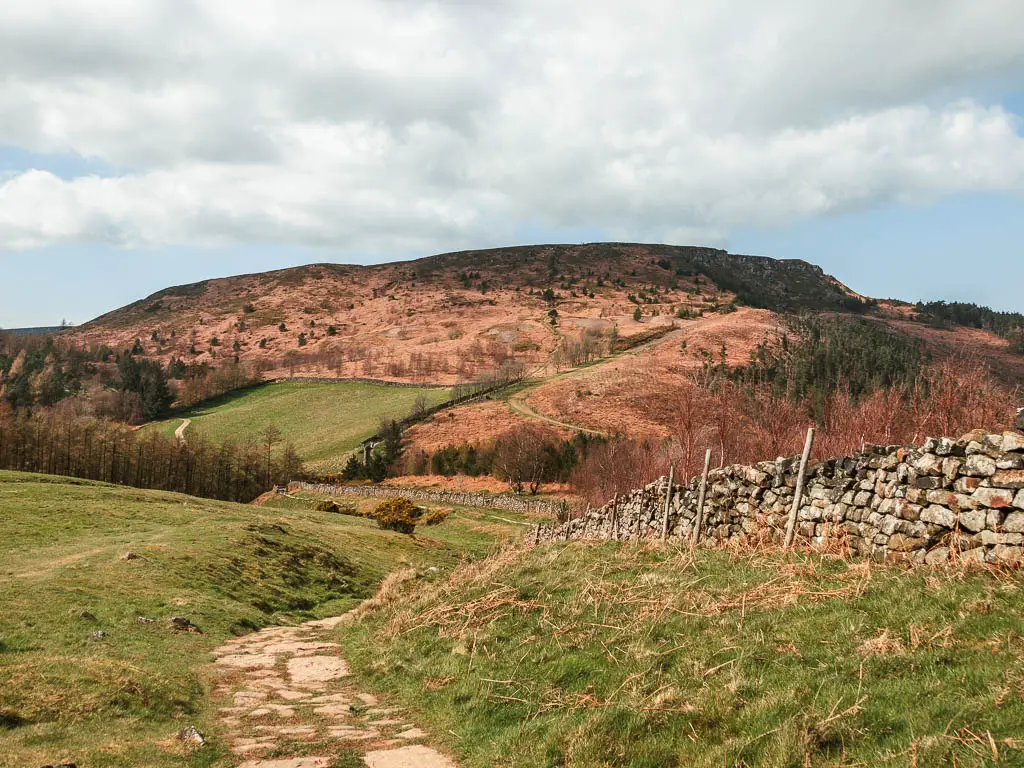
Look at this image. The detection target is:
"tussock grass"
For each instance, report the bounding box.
[341,542,1024,767]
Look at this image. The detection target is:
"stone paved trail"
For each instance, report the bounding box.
[213,614,458,768]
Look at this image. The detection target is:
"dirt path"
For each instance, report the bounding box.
[507,388,608,436]
[506,326,684,436]
[175,418,191,441]
[213,614,458,768]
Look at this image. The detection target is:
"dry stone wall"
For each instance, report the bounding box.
[290,481,567,517]
[536,429,1024,565]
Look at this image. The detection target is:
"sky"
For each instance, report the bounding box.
[1,1,1024,328]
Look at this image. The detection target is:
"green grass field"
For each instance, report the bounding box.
[147,381,453,471]
[0,472,524,767]
[340,542,1024,767]
[10,469,1024,768]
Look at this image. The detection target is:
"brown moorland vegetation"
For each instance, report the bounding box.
[62,243,857,387]
[567,357,1019,508]
[33,243,1022,508]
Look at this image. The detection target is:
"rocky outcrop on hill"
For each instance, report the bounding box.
[536,429,1024,565]
[415,243,862,312]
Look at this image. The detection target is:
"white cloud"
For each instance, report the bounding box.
[1,0,1023,252]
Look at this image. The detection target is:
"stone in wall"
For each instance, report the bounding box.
[533,428,1024,566]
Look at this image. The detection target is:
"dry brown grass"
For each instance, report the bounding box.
[404,401,567,455]
[340,537,1024,767]
[857,629,907,658]
[350,567,421,621]
[367,540,881,653]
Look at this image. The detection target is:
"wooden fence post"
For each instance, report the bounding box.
[611,494,618,541]
[534,524,541,546]
[692,449,713,545]
[661,465,674,542]
[784,427,816,550]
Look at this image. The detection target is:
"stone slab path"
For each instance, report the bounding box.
[213,615,458,768]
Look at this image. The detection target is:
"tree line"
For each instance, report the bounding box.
[403,428,598,492]
[914,300,1024,352]
[321,419,596,494]
[342,313,1020,509]
[0,405,304,503]
[730,313,928,410]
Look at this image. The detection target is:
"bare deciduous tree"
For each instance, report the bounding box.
[493,423,557,494]
[258,424,282,487]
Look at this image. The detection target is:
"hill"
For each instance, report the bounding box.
[47,243,1023,469]
[0,471,527,767]
[64,244,865,386]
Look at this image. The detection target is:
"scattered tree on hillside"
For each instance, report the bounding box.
[117,354,172,421]
[409,393,430,420]
[259,424,283,487]
[378,418,405,474]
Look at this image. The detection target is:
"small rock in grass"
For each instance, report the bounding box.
[177,725,206,746]
[120,552,144,561]
[69,609,96,621]
[91,631,105,641]
[169,616,200,632]
[135,616,155,624]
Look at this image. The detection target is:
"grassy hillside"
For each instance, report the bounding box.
[0,471,523,767]
[341,543,1024,767]
[147,381,453,471]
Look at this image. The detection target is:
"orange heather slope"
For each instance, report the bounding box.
[63,243,857,385]
[63,243,1022,451]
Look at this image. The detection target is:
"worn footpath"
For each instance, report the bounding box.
[213,614,457,768]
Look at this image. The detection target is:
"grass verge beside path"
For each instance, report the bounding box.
[340,542,1024,767]
[146,381,453,472]
[0,471,521,767]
